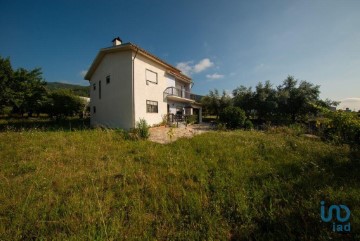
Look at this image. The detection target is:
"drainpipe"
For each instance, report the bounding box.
[132,47,139,128]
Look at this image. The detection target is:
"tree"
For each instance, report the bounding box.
[219,90,232,111]
[316,98,340,109]
[10,68,47,116]
[219,106,246,129]
[233,85,255,117]
[44,89,85,118]
[277,76,320,122]
[254,80,278,121]
[0,56,47,116]
[0,56,13,112]
[201,89,232,118]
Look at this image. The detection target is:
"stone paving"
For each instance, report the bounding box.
[149,123,213,144]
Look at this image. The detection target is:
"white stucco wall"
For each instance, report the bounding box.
[89,51,133,129]
[133,53,168,126]
[88,45,197,129]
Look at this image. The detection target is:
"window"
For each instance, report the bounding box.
[93,83,96,91]
[146,100,158,113]
[99,80,101,99]
[106,75,110,84]
[145,69,158,85]
[93,106,96,113]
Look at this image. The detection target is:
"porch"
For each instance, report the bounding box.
[164,87,202,124]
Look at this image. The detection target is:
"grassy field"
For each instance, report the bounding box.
[0,128,359,240]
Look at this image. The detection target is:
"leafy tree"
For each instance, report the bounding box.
[201,89,232,118]
[10,68,47,116]
[220,90,232,111]
[0,56,13,111]
[314,105,360,149]
[316,98,340,109]
[277,76,320,122]
[44,89,85,118]
[219,106,246,129]
[254,80,278,121]
[0,56,47,116]
[233,85,255,117]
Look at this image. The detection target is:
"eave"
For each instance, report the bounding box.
[84,43,192,84]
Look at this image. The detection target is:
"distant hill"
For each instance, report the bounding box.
[46,82,90,97]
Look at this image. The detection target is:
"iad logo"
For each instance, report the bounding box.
[320,201,351,232]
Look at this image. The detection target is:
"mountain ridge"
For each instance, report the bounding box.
[46,82,90,97]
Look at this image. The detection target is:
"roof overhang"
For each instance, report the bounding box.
[84,43,192,83]
[166,95,195,104]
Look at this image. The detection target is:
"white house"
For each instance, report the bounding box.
[84,37,202,129]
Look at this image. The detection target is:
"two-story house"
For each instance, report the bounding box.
[84,37,202,129]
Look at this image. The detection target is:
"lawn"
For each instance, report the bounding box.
[0,129,359,240]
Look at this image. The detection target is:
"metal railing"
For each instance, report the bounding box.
[164,87,196,100]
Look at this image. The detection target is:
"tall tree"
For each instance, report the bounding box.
[233,85,255,117]
[43,89,85,118]
[0,56,13,111]
[277,76,320,122]
[219,90,232,111]
[201,89,232,118]
[254,80,278,121]
[11,68,47,116]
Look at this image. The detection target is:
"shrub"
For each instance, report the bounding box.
[186,115,198,125]
[215,123,227,131]
[43,90,85,119]
[167,126,175,141]
[323,111,360,149]
[244,119,254,130]
[219,106,246,129]
[289,123,306,136]
[136,118,150,139]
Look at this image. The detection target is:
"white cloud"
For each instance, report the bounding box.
[340,97,360,102]
[176,61,193,76]
[338,97,360,111]
[194,58,214,73]
[176,58,214,76]
[80,70,88,77]
[206,73,224,80]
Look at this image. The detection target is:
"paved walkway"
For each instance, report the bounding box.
[149,123,213,144]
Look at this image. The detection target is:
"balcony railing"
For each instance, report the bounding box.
[163,86,195,100]
[164,87,203,104]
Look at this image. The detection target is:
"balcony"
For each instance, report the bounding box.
[164,87,198,103]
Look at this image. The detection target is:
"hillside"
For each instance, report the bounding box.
[46,82,90,97]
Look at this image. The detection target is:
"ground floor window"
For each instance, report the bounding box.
[146,100,158,113]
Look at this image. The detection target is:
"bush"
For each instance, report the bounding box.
[289,123,306,136]
[136,118,150,139]
[322,111,360,149]
[215,123,227,131]
[43,90,85,119]
[244,119,254,130]
[219,106,246,129]
[186,115,198,125]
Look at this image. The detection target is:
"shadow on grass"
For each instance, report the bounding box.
[0,117,90,132]
[233,152,360,240]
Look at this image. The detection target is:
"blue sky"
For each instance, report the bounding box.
[1,0,359,107]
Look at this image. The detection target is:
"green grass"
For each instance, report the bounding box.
[0,117,90,132]
[0,129,359,240]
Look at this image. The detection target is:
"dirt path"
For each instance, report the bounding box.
[149,123,213,144]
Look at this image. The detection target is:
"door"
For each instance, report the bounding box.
[193,108,200,123]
